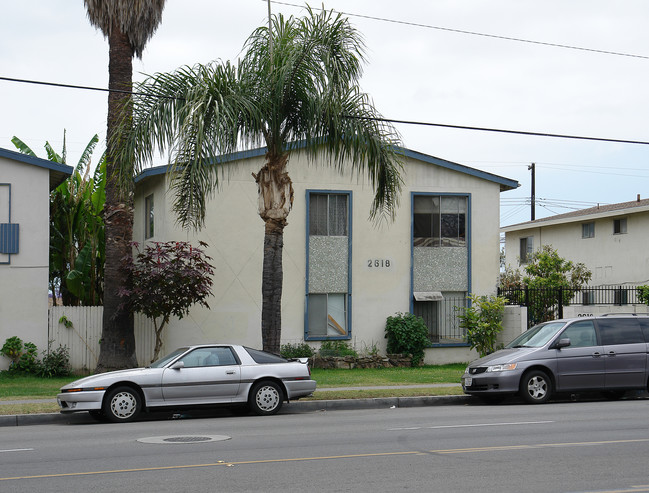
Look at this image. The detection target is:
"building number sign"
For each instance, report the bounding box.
[366,258,393,269]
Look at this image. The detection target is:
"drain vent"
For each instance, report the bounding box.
[137,435,231,444]
[163,436,213,443]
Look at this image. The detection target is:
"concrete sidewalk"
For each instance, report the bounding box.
[0,384,466,427]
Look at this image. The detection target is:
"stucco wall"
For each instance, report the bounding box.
[0,158,51,370]
[133,150,505,360]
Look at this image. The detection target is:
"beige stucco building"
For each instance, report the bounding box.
[134,146,518,364]
[502,196,649,288]
[0,148,71,370]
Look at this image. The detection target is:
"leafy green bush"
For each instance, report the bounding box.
[0,336,23,366]
[384,312,429,365]
[280,342,315,359]
[318,340,358,357]
[37,344,72,378]
[457,294,507,357]
[14,342,39,374]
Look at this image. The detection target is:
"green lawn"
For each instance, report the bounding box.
[311,364,466,387]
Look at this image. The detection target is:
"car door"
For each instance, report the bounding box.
[597,318,647,389]
[554,320,606,391]
[161,346,241,404]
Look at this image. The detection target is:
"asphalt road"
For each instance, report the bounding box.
[2,399,649,493]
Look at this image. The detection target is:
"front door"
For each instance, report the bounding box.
[161,346,241,404]
[555,320,606,391]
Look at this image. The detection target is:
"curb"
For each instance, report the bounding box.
[0,394,472,427]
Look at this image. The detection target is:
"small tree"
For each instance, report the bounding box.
[458,294,507,357]
[120,241,215,362]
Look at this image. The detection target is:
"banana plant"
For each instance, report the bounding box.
[12,131,105,305]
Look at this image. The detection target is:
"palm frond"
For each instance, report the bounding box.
[83,0,166,58]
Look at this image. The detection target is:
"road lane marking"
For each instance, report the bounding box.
[388,420,554,431]
[0,449,34,453]
[2,438,649,481]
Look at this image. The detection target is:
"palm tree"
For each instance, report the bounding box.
[83,0,166,370]
[121,8,403,354]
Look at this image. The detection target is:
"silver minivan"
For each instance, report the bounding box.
[462,315,649,403]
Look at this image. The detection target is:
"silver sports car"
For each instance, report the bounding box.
[57,344,316,422]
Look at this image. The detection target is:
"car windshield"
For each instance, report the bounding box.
[505,322,566,348]
[148,347,189,368]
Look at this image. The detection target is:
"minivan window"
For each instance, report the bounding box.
[560,320,597,347]
[598,319,644,345]
[639,318,649,341]
[506,322,566,348]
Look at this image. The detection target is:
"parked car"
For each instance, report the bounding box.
[462,314,649,403]
[57,344,316,422]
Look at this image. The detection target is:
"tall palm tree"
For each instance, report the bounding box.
[121,8,403,354]
[83,0,166,370]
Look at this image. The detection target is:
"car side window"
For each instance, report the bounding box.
[561,321,597,348]
[179,347,239,367]
[597,318,644,345]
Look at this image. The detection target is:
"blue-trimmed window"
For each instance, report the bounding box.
[413,195,466,247]
[306,191,351,340]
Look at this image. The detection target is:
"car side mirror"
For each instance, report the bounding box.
[551,338,571,350]
[170,361,185,370]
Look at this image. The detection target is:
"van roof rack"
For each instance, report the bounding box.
[599,313,649,317]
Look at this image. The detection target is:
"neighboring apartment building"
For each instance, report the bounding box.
[0,147,72,369]
[134,146,518,364]
[502,196,649,287]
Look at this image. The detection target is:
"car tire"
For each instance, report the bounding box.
[520,370,552,404]
[103,386,142,423]
[249,381,283,416]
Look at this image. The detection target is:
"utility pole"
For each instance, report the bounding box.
[528,162,536,221]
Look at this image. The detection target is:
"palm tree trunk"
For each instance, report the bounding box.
[96,22,137,372]
[261,222,284,353]
[255,154,293,354]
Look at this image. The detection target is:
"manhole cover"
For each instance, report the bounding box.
[137,435,231,444]
[164,436,213,443]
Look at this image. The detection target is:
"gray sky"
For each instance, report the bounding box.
[2,0,648,226]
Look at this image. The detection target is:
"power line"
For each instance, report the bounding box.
[269,1,649,60]
[345,115,649,146]
[4,75,649,146]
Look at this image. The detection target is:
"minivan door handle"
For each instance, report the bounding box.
[607,351,616,357]
[592,352,602,357]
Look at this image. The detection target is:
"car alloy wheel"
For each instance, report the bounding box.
[250,381,283,415]
[103,386,142,422]
[520,370,552,404]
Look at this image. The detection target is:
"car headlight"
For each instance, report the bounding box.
[486,363,517,372]
[464,366,470,374]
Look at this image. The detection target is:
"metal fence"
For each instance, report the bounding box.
[415,297,469,345]
[497,286,647,327]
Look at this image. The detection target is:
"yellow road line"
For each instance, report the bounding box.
[2,438,649,482]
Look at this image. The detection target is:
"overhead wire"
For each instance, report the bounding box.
[269,1,649,60]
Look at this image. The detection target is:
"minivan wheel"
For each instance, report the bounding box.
[520,370,552,404]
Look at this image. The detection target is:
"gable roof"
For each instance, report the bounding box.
[135,144,519,192]
[0,147,73,190]
[502,197,649,232]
